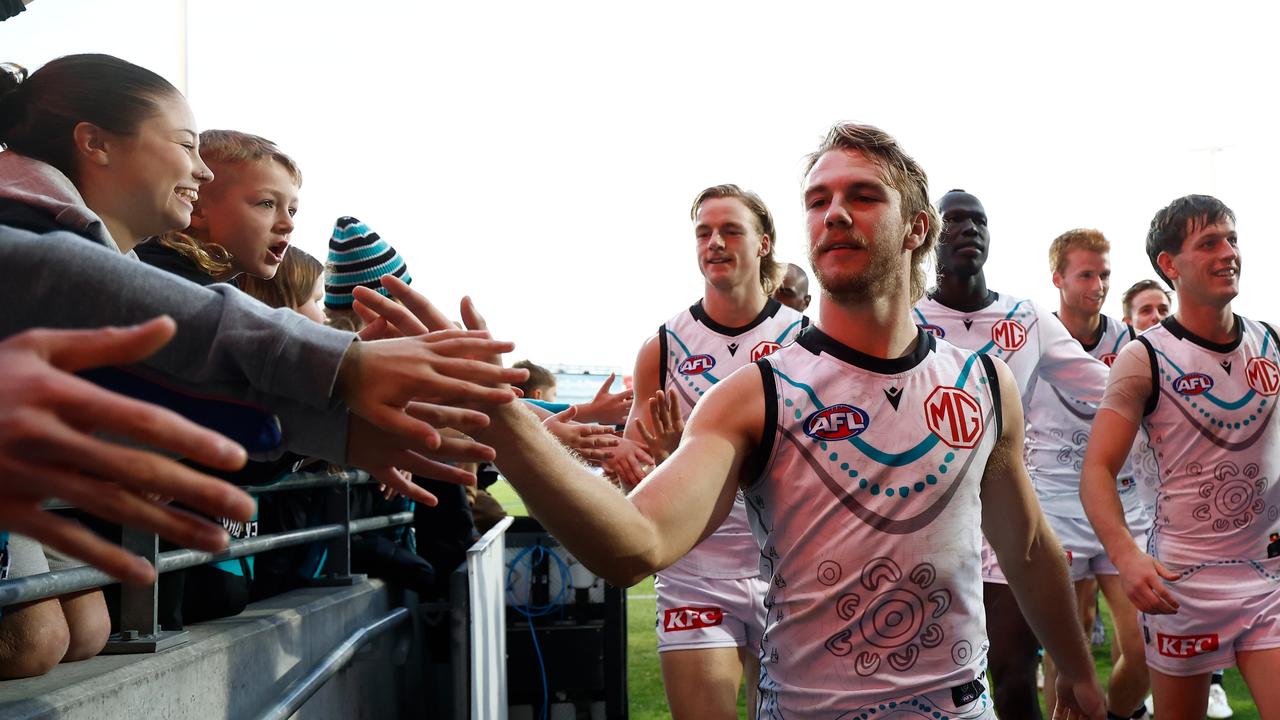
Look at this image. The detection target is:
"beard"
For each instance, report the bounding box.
[809,232,904,305]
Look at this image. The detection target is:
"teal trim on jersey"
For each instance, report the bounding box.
[1108,327,1128,354]
[772,350,982,467]
[774,320,803,344]
[664,327,722,384]
[1152,346,1258,410]
[913,300,1029,354]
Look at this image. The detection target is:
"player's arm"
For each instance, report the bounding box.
[623,334,662,446]
[1080,342,1180,614]
[980,358,1105,720]
[482,362,764,587]
[1035,303,1110,403]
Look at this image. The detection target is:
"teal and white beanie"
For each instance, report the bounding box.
[324,216,412,309]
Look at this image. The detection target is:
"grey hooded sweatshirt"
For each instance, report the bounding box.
[0,150,355,462]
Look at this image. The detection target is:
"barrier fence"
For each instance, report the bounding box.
[0,470,407,652]
[0,470,514,719]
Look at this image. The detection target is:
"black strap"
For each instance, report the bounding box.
[744,359,778,489]
[1127,324,1136,342]
[1136,335,1160,416]
[801,315,811,329]
[657,325,668,391]
[977,354,1003,439]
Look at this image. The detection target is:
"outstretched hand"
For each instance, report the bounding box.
[0,319,254,584]
[635,388,684,465]
[573,373,633,426]
[601,437,656,492]
[542,405,620,464]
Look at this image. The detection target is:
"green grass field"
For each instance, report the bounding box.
[489,479,1260,719]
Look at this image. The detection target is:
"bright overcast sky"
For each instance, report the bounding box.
[5,1,1278,371]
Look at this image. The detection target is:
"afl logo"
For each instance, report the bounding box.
[919,324,946,339]
[924,386,984,449]
[991,319,1027,351]
[751,341,782,362]
[803,404,870,441]
[1100,353,1118,367]
[679,354,716,376]
[1173,373,1214,395]
[1246,357,1280,396]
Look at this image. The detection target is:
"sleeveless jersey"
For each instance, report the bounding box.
[912,293,1108,406]
[750,326,1000,714]
[660,297,806,578]
[1024,314,1143,516]
[1137,315,1280,597]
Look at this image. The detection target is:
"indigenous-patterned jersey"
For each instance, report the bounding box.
[660,298,806,579]
[1137,315,1280,597]
[912,293,1109,405]
[750,326,1000,714]
[1024,314,1137,515]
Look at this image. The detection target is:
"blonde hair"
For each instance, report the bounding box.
[1048,228,1109,275]
[154,129,303,280]
[689,184,781,295]
[237,246,322,310]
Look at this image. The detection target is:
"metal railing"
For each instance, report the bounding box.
[252,515,514,720]
[0,469,412,653]
[254,606,412,720]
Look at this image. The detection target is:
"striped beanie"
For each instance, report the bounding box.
[324,216,412,309]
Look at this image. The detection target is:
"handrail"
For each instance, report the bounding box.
[254,606,411,720]
[0,512,413,608]
[39,470,373,510]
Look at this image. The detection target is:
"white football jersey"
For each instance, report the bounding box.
[750,326,999,713]
[912,292,1109,405]
[1023,314,1138,516]
[659,298,806,579]
[1136,315,1280,597]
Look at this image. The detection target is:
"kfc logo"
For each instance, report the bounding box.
[663,606,724,632]
[1246,357,1280,396]
[751,341,783,362]
[1156,633,1219,659]
[991,319,1027,352]
[924,387,984,449]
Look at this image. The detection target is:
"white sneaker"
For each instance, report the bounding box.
[1206,683,1233,718]
[1143,693,1155,716]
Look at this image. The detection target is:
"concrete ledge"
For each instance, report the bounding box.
[0,580,416,720]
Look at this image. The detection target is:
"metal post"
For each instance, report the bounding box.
[311,474,363,586]
[102,528,188,654]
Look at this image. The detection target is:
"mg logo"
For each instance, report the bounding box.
[751,341,782,362]
[1100,353,1118,367]
[1157,633,1219,659]
[803,404,870,441]
[925,386,984,449]
[918,323,946,339]
[662,606,723,632]
[1173,372,1214,396]
[991,319,1027,351]
[1246,357,1280,396]
[678,354,716,376]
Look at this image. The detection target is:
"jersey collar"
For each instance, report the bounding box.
[797,324,934,375]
